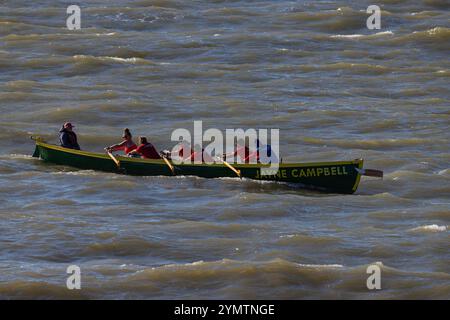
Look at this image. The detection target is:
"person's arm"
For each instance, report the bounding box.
[105,141,126,152]
[127,145,141,156]
[127,150,138,155]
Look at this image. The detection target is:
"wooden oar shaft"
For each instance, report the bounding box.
[217,157,241,178]
[162,156,175,175]
[107,152,121,168]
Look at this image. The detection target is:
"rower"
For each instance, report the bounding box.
[224,139,250,164]
[185,144,214,163]
[128,136,161,159]
[171,140,193,161]
[59,122,80,150]
[105,128,137,155]
[246,139,279,164]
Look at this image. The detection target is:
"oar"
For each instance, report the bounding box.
[107,151,121,169]
[356,168,383,178]
[216,157,241,179]
[161,155,175,175]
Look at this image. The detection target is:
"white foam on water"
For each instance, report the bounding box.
[152,260,206,270]
[296,263,344,269]
[331,31,394,39]
[51,170,99,176]
[375,31,394,36]
[73,55,145,64]
[5,154,34,160]
[410,224,447,232]
[331,34,364,39]
[95,32,116,36]
[280,234,296,238]
[105,56,139,63]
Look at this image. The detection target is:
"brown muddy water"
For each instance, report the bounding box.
[0,0,449,299]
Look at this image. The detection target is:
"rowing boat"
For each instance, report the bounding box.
[32,138,375,194]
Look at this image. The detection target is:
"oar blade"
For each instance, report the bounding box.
[364,169,383,178]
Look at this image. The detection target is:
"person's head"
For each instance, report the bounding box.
[139,136,148,145]
[63,122,74,132]
[122,128,132,141]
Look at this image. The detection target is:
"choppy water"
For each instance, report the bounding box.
[0,0,449,299]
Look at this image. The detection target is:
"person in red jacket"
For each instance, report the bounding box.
[104,128,137,155]
[128,136,161,159]
[184,144,214,163]
[224,140,250,163]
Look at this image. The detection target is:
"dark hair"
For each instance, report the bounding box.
[123,128,132,138]
[139,136,148,144]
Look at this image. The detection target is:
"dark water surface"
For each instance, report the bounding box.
[0,0,449,299]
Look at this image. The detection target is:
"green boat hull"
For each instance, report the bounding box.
[32,141,363,194]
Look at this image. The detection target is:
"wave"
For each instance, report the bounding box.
[423,0,450,9]
[302,137,438,150]
[5,154,34,160]
[278,234,341,246]
[51,170,100,176]
[0,281,88,299]
[412,26,450,40]
[388,27,450,45]
[133,0,190,9]
[294,62,393,75]
[0,92,54,102]
[327,27,449,48]
[1,258,449,299]
[72,55,153,65]
[296,263,343,268]
[410,224,447,232]
[82,237,166,256]
[3,32,115,42]
[331,31,394,39]
[15,53,154,75]
[128,258,346,284]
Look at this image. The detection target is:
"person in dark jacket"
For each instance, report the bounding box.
[59,122,80,150]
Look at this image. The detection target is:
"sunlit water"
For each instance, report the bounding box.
[0,0,449,299]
